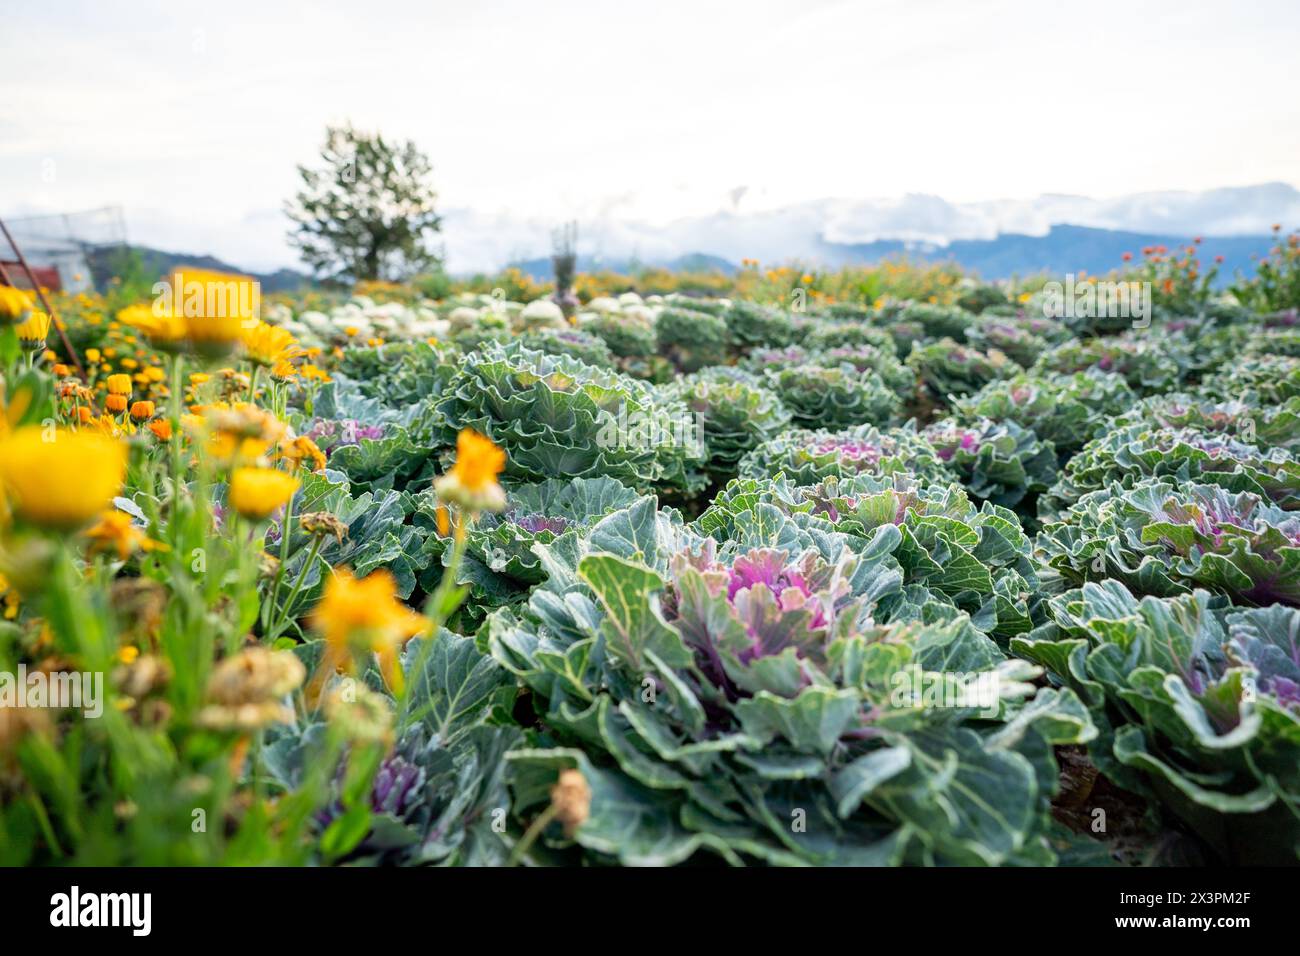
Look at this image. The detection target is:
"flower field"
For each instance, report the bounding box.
[1,244,1299,867]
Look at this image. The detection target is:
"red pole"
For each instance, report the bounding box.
[0,216,85,377]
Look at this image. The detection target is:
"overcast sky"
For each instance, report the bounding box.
[3,0,1299,271]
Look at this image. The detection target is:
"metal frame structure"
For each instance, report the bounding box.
[0,216,84,376]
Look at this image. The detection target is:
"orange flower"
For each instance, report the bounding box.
[149,419,173,441]
[434,428,506,513]
[83,510,167,560]
[306,568,430,699]
[106,394,128,414]
[129,400,156,421]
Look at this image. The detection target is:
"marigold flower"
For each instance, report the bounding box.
[228,467,298,520]
[0,286,35,325]
[0,426,127,530]
[106,374,132,396]
[15,310,51,350]
[129,400,156,421]
[307,568,430,700]
[85,348,101,363]
[240,321,302,368]
[434,428,506,513]
[118,304,187,351]
[105,394,128,414]
[83,509,166,560]
[148,419,173,441]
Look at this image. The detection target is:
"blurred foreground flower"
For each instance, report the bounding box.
[434,428,506,513]
[307,568,430,701]
[228,467,298,520]
[197,646,305,731]
[323,683,394,747]
[0,427,127,530]
[83,509,167,560]
[0,286,33,325]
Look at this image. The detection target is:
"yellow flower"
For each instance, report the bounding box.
[85,348,101,363]
[83,509,166,560]
[0,427,127,530]
[117,304,186,351]
[15,310,51,349]
[228,467,298,520]
[0,572,18,621]
[240,321,302,368]
[306,567,430,700]
[166,268,258,356]
[106,374,132,396]
[433,428,506,512]
[0,286,33,325]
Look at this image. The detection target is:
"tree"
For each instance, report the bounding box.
[285,124,442,283]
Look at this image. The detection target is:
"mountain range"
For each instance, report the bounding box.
[73,182,1297,287]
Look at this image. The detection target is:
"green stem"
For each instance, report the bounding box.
[398,524,468,727]
[265,534,322,644]
[507,804,559,867]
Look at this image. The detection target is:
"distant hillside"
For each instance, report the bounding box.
[507,225,1275,285]
[508,252,738,282]
[86,244,314,293]
[822,224,1275,282]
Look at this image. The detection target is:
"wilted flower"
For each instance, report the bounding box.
[323,683,394,747]
[277,435,327,472]
[197,646,305,731]
[113,653,173,701]
[550,768,591,836]
[299,510,347,543]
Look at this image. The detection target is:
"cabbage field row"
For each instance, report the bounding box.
[0,264,1297,866]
